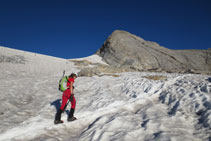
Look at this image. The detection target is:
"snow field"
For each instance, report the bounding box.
[0,46,211,141]
[0,72,210,140]
[71,54,108,65]
[0,46,78,75]
[73,73,211,141]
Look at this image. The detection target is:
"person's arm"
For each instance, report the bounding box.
[70,81,73,94]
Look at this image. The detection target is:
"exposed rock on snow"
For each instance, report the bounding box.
[143,75,167,81]
[77,65,133,77]
[97,30,211,74]
[70,59,135,77]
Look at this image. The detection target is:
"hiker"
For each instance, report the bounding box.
[54,73,77,124]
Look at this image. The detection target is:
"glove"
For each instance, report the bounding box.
[69,94,74,102]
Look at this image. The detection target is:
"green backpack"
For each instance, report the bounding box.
[59,76,70,92]
[58,71,70,92]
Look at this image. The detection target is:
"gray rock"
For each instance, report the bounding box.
[71,59,135,77]
[97,30,211,74]
[77,64,134,77]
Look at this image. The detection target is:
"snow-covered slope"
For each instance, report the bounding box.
[0,46,78,75]
[70,54,108,65]
[0,46,210,141]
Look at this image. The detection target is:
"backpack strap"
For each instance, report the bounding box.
[66,76,70,83]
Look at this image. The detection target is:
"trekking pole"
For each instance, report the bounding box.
[63,100,70,111]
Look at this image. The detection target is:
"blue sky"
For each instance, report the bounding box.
[0,0,210,59]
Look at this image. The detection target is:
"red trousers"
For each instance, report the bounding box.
[60,89,76,110]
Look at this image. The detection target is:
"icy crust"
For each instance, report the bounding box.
[0,71,210,141]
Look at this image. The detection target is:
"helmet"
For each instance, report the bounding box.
[73,72,78,77]
[69,72,78,78]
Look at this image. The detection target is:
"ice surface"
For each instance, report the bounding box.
[0,46,210,141]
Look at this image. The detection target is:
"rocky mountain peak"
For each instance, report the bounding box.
[97,30,211,74]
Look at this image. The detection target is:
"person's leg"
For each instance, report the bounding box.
[55,94,68,123]
[71,95,76,109]
[68,95,76,121]
[68,108,75,119]
[60,94,69,111]
[55,109,63,121]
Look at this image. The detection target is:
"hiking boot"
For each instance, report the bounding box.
[67,117,77,122]
[68,108,75,118]
[54,120,64,124]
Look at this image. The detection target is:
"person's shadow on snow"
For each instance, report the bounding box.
[50,99,61,111]
[50,99,70,117]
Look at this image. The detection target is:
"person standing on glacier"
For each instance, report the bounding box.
[54,73,77,124]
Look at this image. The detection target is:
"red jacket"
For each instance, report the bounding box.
[64,77,74,98]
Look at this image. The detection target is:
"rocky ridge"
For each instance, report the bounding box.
[96,30,211,74]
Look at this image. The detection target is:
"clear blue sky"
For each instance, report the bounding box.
[0,0,210,59]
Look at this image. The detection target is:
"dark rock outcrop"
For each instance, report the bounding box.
[97,30,211,74]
